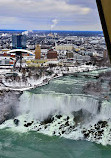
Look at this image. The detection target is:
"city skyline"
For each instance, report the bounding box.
[0,0,102,31]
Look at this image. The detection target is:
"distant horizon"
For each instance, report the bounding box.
[0,29,103,32]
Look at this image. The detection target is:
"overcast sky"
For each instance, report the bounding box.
[0,0,102,31]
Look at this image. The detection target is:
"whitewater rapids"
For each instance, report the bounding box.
[0,91,111,146]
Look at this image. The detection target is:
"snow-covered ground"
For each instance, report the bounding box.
[0,65,107,91]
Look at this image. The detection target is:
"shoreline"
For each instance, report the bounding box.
[0,65,109,92]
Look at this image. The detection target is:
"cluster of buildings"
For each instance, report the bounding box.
[0,31,107,68]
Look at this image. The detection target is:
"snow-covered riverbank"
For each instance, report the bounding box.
[0,65,107,91]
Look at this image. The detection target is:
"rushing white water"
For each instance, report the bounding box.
[16,91,99,121]
[100,101,111,119]
[1,68,111,146]
[1,91,111,146]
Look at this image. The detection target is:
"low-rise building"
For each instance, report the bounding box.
[55,43,74,51]
[47,49,58,59]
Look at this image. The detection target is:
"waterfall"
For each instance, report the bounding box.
[17,91,99,121]
[1,90,111,146]
[100,100,111,119]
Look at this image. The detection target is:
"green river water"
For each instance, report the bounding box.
[0,130,111,158]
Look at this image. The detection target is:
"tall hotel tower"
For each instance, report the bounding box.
[12,34,26,49]
[35,45,41,59]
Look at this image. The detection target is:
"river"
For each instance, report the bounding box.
[0,69,111,158]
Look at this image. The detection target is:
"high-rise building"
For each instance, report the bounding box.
[12,34,26,49]
[35,45,41,59]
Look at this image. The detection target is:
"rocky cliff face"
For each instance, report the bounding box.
[82,70,111,98]
[0,90,23,124]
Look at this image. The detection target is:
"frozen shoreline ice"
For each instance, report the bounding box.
[0,65,107,91]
